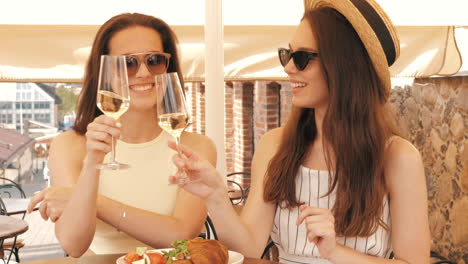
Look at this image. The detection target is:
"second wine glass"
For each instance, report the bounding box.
[155,72,192,184]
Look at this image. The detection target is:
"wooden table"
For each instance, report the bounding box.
[0,215,29,259]
[21,253,279,264]
[0,215,28,239]
[3,198,32,216]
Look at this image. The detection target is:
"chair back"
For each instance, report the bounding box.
[226,172,250,205]
[0,177,26,199]
[204,215,218,240]
[0,196,7,215]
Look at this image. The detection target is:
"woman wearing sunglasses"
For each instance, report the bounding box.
[169,0,430,263]
[27,13,216,257]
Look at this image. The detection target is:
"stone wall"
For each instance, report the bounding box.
[390,76,467,264]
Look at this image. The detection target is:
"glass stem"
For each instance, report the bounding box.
[175,136,187,178]
[111,135,116,162]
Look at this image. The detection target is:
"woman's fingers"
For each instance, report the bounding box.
[168,175,178,185]
[38,200,49,221]
[168,141,200,161]
[27,190,45,213]
[172,154,186,169]
[296,205,333,225]
[305,222,335,243]
[86,140,112,153]
[87,122,121,139]
[94,114,121,128]
[86,130,113,145]
[304,214,335,225]
[85,115,121,148]
[47,204,61,223]
[296,205,337,258]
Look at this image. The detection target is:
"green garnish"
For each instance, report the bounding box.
[136,247,147,256]
[162,240,191,264]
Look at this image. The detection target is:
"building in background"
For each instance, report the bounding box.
[0,127,35,182]
[0,83,62,133]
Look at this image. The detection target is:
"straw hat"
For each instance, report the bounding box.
[304,0,400,97]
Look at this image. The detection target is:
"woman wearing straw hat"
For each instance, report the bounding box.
[169,0,430,263]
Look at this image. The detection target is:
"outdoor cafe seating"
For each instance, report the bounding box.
[0,177,30,263]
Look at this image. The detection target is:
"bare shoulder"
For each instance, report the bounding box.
[52,130,85,145]
[49,131,87,185]
[259,127,284,147]
[384,136,425,190]
[252,127,284,172]
[385,136,422,167]
[180,131,217,165]
[49,131,86,167]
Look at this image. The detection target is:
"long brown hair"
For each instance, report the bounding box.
[73,13,183,135]
[264,8,400,237]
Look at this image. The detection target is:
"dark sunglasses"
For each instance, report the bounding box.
[125,52,171,76]
[278,48,319,71]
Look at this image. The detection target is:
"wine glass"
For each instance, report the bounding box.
[155,72,193,184]
[96,55,131,170]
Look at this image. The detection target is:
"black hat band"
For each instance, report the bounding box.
[350,0,396,66]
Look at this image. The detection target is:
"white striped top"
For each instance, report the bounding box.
[270,166,392,264]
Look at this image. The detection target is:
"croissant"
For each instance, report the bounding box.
[188,239,228,264]
[172,239,228,264]
[172,260,193,264]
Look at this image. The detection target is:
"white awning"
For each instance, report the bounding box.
[0,0,467,82]
[1,25,466,82]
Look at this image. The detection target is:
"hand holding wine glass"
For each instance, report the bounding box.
[96,55,131,170]
[155,72,193,184]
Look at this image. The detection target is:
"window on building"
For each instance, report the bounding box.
[34,102,51,109]
[0,102,12,109]
[34,113,51,123]
[0,114,12,124]
[15,102,32,109]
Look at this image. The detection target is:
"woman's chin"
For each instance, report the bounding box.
[128,103,157,113]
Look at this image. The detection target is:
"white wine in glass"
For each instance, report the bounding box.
[158,112,190,139]
[155,72,193,184]
[96,55,131,170]
[97,90,130,119]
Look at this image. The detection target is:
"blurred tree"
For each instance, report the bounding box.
[56,86,78,118]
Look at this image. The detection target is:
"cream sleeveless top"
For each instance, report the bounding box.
[90,131,179,254]
[271,166,392,264]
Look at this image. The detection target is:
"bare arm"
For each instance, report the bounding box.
[49,130,101,257]
[50,116,215,257]
[171,128,282,258]
[95,132,215,249]
[385,138,430,263]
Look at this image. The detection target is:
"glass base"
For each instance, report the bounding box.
[96,162,130,170]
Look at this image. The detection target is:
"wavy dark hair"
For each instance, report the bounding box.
[263,8,400,237]
[73,13,183,135]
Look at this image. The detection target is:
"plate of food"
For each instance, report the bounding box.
[117,238,244,264]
